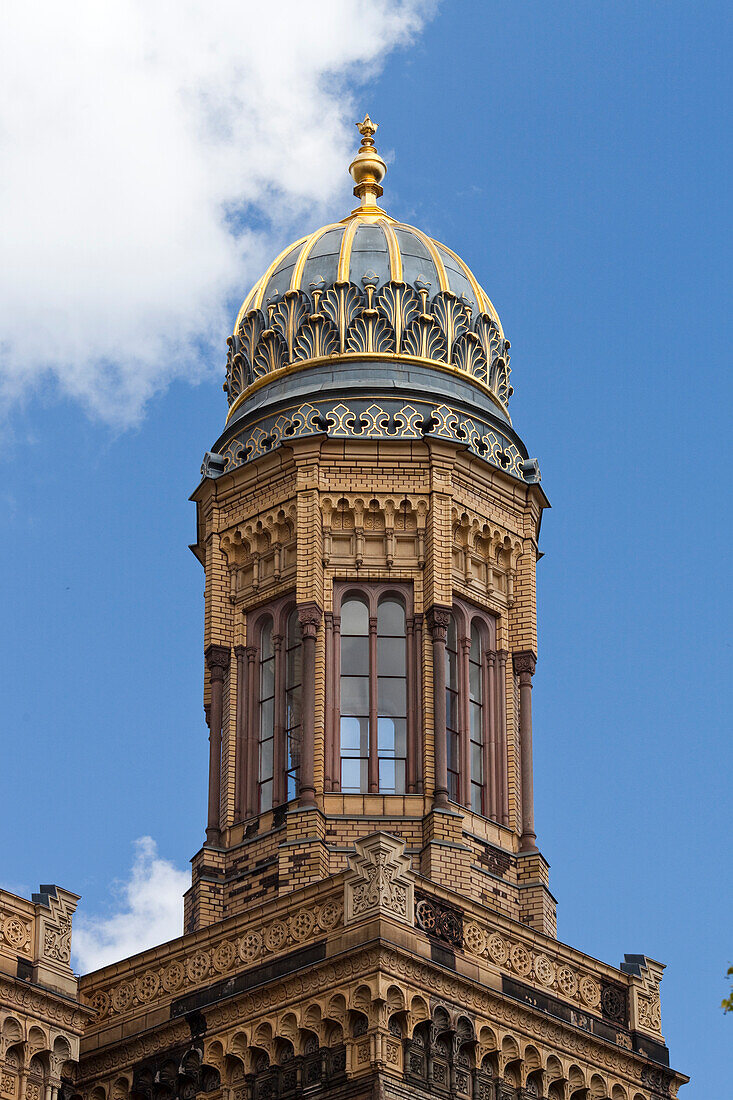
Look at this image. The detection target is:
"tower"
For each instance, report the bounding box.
[76,121,687,1100]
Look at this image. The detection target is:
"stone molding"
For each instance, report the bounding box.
[0,975,90,1036]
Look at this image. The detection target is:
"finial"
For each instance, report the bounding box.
[349,114,387,214]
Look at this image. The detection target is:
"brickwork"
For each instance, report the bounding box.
[188,434,553,934]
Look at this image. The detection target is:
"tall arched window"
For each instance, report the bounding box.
[468,622,484,813]
[445,615,460,803]
[241,597,305,820]
[377,598,407,794]
[284,609,303,801]
[337,586,411,794]
[434,601,502,820]
[258,618,275,811]
[340,597,369,793]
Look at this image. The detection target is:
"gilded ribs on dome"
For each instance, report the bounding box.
[225,271,511,417]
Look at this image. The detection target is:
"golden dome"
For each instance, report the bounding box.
[224,118,512,428]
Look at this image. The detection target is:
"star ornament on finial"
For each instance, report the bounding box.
[357,114,378,144]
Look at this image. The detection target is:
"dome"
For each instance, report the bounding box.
[208,118,538,486]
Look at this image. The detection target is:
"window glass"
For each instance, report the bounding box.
[285,609,302,802]
[340,599,371,793]
[377,676,406,716]
[258,617,275,812]
[377,598,405,636]
[342,636,369,675]
[445,614,460,803]
[468,619,484,814]
[338,591,409,795]
[377,636,406,676]
[341,598,369,635]
[377,596,406,794]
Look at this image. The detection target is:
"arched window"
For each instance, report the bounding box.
[284,609,302,801]
[337,586,412,794]
[240,597,305,820]
[340,597,369,793]
[468,622,484,813]
[258,618,275,811]
[445,615,460,803]
[377,598,407,794]
[436,601,501,820]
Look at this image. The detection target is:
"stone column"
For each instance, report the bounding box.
[205,644,230,845]
[427,607,451,809]
[513,650,537,851]
[297,603,322,808]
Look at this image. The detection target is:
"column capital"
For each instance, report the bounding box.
[297,601,323,639]
[426,604,451,640]
[513,649,537,678]
[205,643,230,679]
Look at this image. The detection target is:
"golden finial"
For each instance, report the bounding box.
[349,114,387,214]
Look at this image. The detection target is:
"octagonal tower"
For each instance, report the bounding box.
[187,117,551,937]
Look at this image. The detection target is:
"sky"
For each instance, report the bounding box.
[1,1,731,1094]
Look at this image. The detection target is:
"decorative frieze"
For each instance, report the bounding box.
[83,896,343,1023]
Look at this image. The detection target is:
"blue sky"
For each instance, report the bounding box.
[1,2,730,1094]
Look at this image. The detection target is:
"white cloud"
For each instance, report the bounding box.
[72,837,189,973]
[0,1,433,425]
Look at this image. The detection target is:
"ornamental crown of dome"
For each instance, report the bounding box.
[224,117,512,425]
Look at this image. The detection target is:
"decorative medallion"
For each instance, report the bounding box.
[556,964,578,998]
[110,982,133,1013]
[161,960,185,993]
[533,954,555,988]
[317,899,342,931]
[88,990,110,1020]
[2,917,28,949]
[213,940,236,973]
[238,930,263,962]
[289,909,315,942]
[579,975,601,1008]
[463,921,486,956]
[135,971,160,1002]
[601,985,626,1023]
[487,933,508,965]
[186,951,210,984]
[264,921,288,953]
[510,944,532,977]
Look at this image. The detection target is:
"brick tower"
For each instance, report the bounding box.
[76,119,687,1100]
